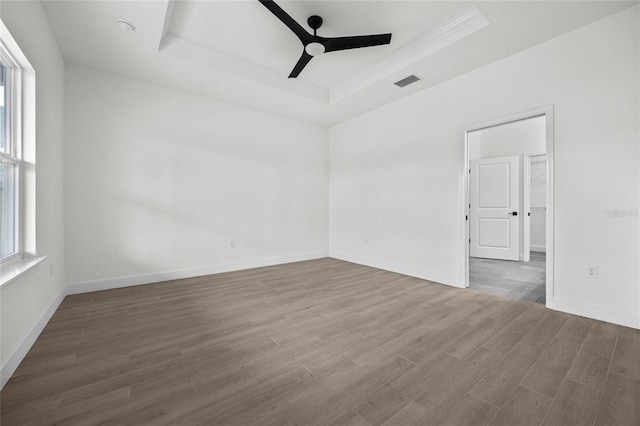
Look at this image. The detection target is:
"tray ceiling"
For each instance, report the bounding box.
[41,1,638,126]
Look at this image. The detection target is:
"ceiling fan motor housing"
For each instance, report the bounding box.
[305,15,325,55]
[307,15,323,32]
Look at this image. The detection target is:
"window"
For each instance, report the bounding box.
[0,43,21,262]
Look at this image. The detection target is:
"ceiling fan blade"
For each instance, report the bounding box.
[258,0,313,45]
[322,33,392,53]
[288,51,313,78]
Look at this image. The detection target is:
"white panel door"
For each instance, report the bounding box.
[470,156,520,260]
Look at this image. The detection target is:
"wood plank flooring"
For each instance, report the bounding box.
[1,258,638,425]
[470,252,546,304]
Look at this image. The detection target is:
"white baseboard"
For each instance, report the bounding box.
[4,251,637,392]
[552,296,639,329]
[0,285,67,390]
[66,252,329,295]
[0,252,328,390]
[531,245,546,253]
[330,251,464,289]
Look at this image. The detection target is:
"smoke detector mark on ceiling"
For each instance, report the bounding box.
[394,74,421,88]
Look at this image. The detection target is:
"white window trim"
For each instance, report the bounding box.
[0,37,23,264]
[0,255,46,288]
[0,18,41,287]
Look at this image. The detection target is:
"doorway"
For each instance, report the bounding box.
[463,107,554,307]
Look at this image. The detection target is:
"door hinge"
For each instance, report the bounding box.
[469,238,471,244]
[465,215,468,221]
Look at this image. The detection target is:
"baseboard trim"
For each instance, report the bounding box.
[552,296,639,329]
[4,251,636,392]
[0,285,67,390]
[330,251,464,288]
[66,252,329,295]
[1,252,328,390]
[530,245,546,253]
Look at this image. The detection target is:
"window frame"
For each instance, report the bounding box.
[0,38,23,264]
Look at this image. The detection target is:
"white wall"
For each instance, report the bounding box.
[64,66,328,290]
[0,1,66,384]
[478,116,546,159]
[330,6,639,328]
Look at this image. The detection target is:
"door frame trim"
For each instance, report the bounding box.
[523,154,530,263]
[463,106,554,309]
[525,152,547,256]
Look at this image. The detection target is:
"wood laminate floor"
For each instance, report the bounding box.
[1,258,639,425]
[470,252,546,304]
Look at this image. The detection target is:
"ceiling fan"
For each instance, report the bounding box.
[258,0,392,78]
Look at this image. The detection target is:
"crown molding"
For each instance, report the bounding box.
[158,2,488,105]
[161,34,329,103]
[329,7,489,103]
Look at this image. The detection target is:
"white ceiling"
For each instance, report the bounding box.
[41,0,637,126]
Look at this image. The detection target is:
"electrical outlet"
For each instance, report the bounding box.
[230,241,235,249]
[586,266,598,279]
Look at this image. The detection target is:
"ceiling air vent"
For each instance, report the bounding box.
[394,74,421,88]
